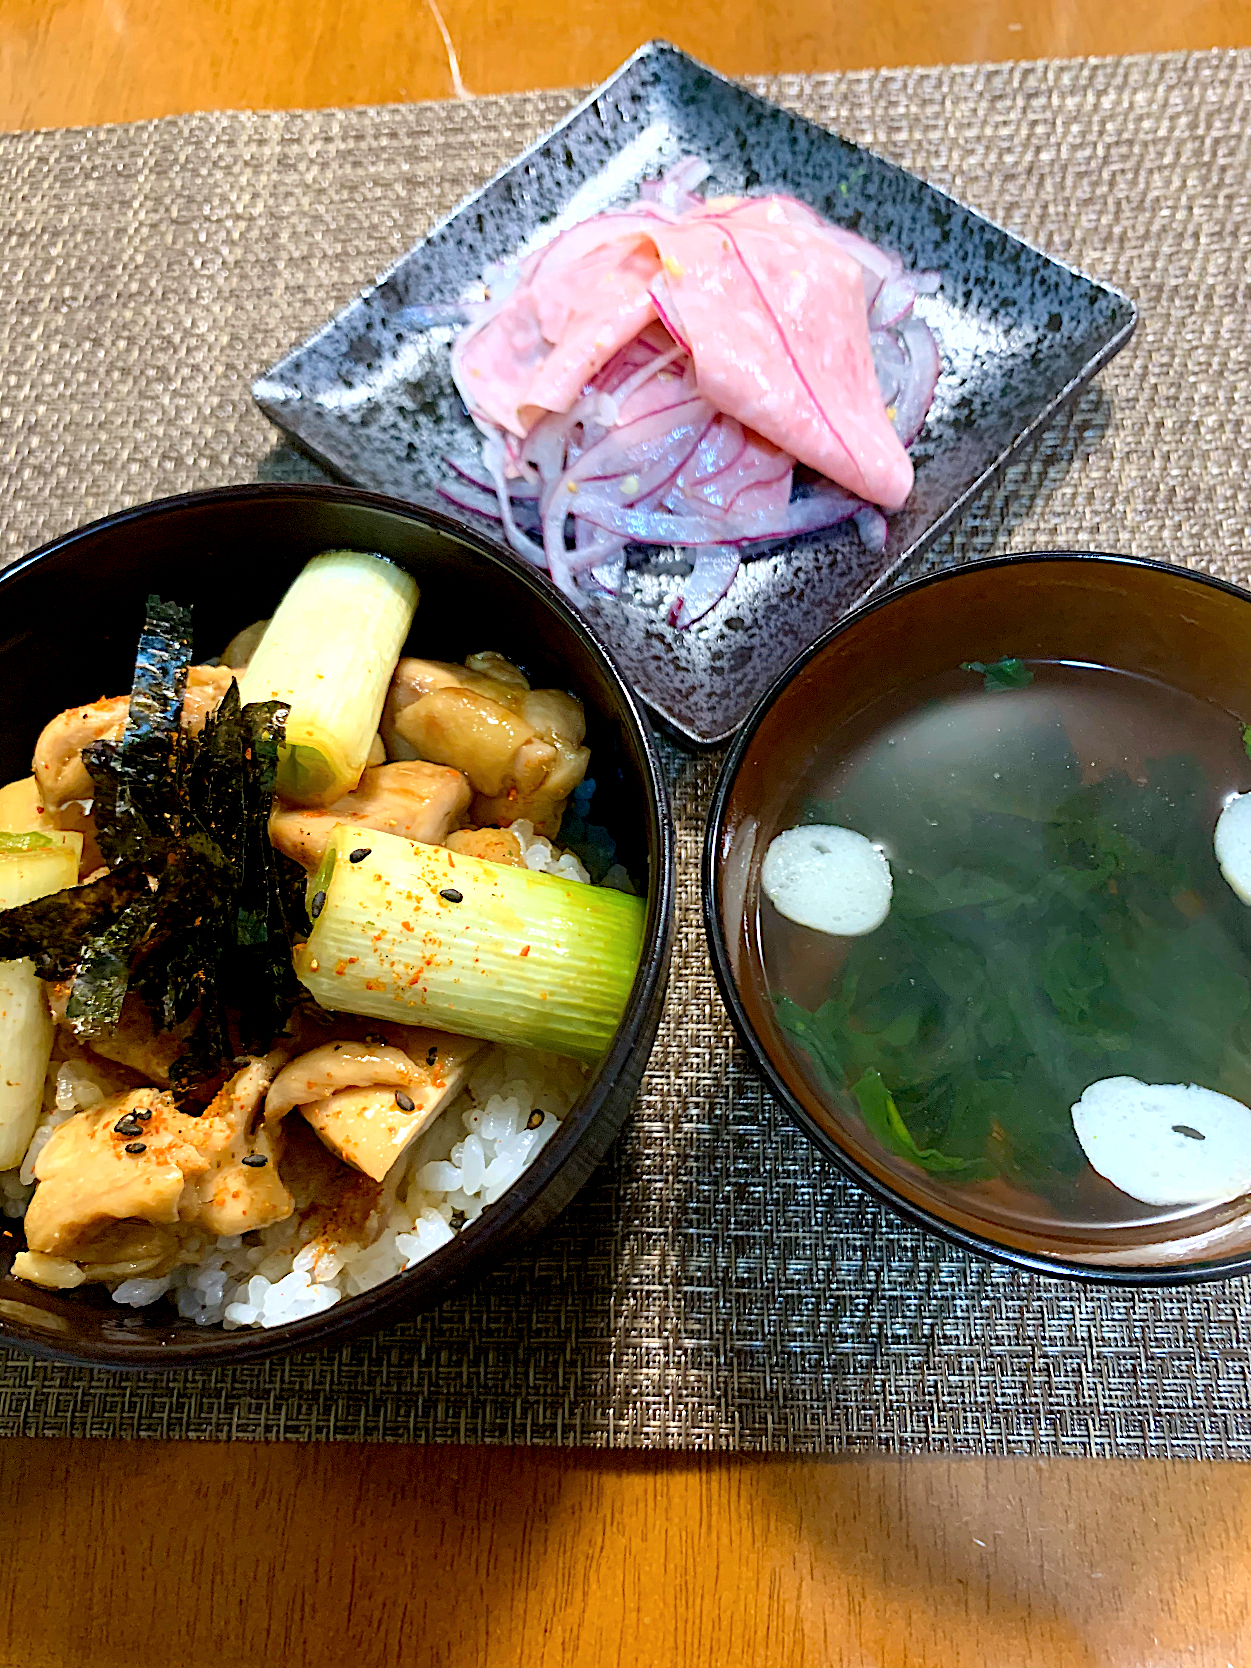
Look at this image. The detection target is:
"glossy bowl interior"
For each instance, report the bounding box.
[705,553,1251,1285]
[0,484,674,1367]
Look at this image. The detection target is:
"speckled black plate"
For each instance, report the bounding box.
[253,41,1136,746]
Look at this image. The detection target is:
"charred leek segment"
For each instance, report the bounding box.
[238,552,419,807]
[295,827,646,1064]
[0,960,52,1170]
[0,832,82,909]
[0,833,81,1170]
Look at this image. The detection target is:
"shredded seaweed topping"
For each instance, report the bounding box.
[0,595,308,1110]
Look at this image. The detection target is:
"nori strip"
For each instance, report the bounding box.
[0,863,152,979]
[0,595,307,1108]
[126,596,193,741]
[89,596,194,867]
[65,901,153,1036]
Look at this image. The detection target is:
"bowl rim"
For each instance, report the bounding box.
[0,481,676,1368]
[703,548,1251,1288]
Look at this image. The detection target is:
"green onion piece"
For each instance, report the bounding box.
[0,839,82,1169]
[0,831,52,854]
[295,826,646,1064]
[0,838,81,911]
[238,551,419,806]
[960,658,1034,692]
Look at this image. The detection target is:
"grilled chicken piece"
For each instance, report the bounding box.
[32,694,128,809]
[19,1057,293,1270]
[383,653,590,837]
[265,1042,422,1120]
[220,617,269,670]
[46,985,186,1088]
[444,827,524,866]
[33,665,237,809]
[268,760,471,870]
[266,1029,484,1182]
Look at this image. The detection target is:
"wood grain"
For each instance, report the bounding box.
[2,0,1251,131]
[0,1440,1247,1668]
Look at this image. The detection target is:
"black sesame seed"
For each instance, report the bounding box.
[135,1109,152,1121]
[527,1109,545,1130]
[124,1141,147,1155]
[311,890,327,919]
[241,1153,269,1167]
[439,887,464,904]
[349,847,372,864]
[114,1116,142,1136]
[395,1091,416,1112]
[426,1046,438,1066]
[449,1209,466,1230]
[232,1055,252,1068]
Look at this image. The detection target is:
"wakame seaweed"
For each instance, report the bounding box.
[960,657,1034,692]
[772,708,1251,1200]
[0,595,308,1107]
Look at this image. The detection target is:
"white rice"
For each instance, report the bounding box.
[1,824,606,1330]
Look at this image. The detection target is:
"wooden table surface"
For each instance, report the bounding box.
[4,5,1251,1666]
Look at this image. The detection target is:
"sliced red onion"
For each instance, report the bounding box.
[585,552,627,595]
[869,272,919,331]
[480,427,548,567]
[437,478,505,523]
[444,452,541,500]
[641,156,714,214]
[576,478,863,547]
[870,330,908,407]
[668,546,742,628]
[648,274,692,354]
[853,505,889,553]
[891,315,942,448]
[443,163,942,628]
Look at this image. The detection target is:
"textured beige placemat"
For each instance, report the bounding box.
[1,50,1250,1451]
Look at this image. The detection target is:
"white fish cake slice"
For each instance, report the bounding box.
[1071,1076,1251,1208]
[1214,792,1251,904]
[760,825,892,936]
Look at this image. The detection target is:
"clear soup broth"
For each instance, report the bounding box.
[758,660,1251,1242]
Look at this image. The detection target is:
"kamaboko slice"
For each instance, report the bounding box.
[1214,792,1251,904]
[1071,1076,1251,1208]
[760,825,892,936]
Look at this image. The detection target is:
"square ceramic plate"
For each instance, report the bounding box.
[254,41,1136,745]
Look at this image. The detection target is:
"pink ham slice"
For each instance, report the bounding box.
[454,214,663,437]
[648,199,914,510]
[452,193,915,512]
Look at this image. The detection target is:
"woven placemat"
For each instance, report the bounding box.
[1,50,1250,1452]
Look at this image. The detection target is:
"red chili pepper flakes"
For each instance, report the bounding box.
[519,945,530,957]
